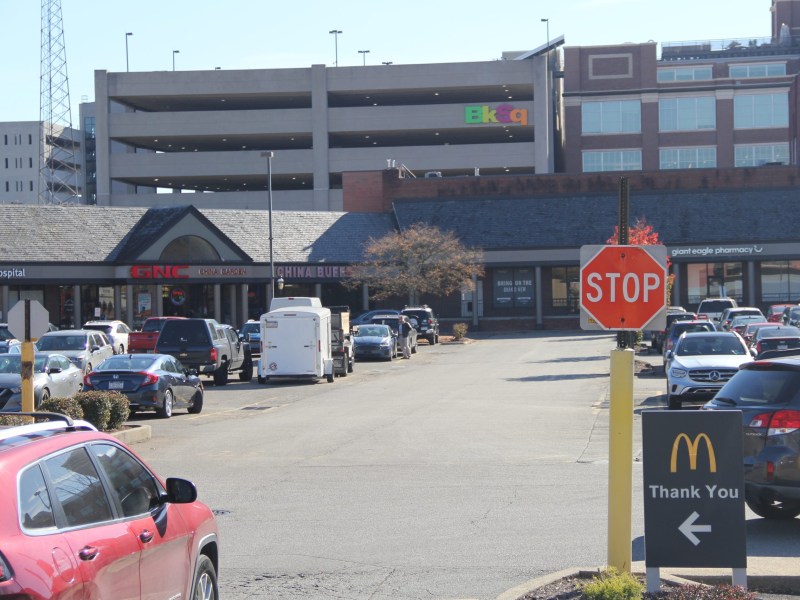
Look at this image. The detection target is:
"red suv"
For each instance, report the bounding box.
[0,413,219,599]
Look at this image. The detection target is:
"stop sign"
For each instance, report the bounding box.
[580,245,667,331]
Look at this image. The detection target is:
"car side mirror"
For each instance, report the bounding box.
[91,345,100,352]
[665,350,673,359]
[165,477,198,504]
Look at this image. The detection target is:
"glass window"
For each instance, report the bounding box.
[760,260,800,302]
[551,267,580,312]
[659,147,717,169]
[729,63,786,78]
[19,465,56,530]
[492,268,534,308]
[686,263,743,305]
[581,100,641,134]
[659,96,716,131]
[657,67,713,82]
[582,150,642,172]
[89,443,161,517]
[44,447,113,527]
[734,143,790,167]
[734,93,789,128]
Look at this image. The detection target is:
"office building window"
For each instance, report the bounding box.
[29,181,33,191]
[581,100,641,134]
[551,266,580,313]
[657,66,713,82]
[734,93,789,128]
[582,150,642,172]
[734,143,789,166]
[659,96,716,131]
[729,63,786,78]
[659,147,717,169]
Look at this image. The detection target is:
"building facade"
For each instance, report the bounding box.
[89,49,560,211]
[563,0,800,173]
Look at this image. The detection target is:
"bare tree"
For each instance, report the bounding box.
[347,224,484,304]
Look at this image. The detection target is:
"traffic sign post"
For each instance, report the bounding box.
[642,411,747,592]
[579,245,668,332]
[7,300,50,413]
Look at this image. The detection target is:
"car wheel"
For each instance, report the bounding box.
[192,555,219,600]
[746,494,800,519]
[428,334,436,345]
[213,363,229,386]
[340,360,348,377]
[38,389,50,408]
[157,389,174,419]
[118,344,125,355]
[187,389,204,414]
[326,372,334,383]
[85,363,92,376]
[667,395,681,410]
[239,355,253,381]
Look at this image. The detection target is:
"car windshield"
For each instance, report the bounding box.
[357,326,389,337]
[37,335,87,351]
[715,368,800,406]
[0,355,47,374]
[84,324,112,334]
[672,323,714,337]
[158,321,208,345]
[698,300,734,313]
[241,323,259,335]
[676,336,746,356]
[142,319,166,332]
[96,356,158,371]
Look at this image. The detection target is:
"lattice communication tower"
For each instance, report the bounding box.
[39,0,80,204]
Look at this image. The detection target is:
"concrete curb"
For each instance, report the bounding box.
[109,423,152,445]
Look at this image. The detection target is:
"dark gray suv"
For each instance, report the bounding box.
[703,357,800,519]
[401,306,439,345]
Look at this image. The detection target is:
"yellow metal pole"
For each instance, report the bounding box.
[608,347,634,572]
[21,340,36,413]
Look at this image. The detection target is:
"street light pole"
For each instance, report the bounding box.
[261,151,276,303]
[358,49,370,66]
[541,18,550,49]
[125,32,133,72]
[329,29,342,67]
[172,49,180,71]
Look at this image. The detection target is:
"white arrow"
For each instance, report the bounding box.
[679,511,712,546]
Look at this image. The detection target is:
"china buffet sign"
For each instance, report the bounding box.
[465,104,528,126]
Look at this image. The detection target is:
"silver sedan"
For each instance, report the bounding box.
[0,353,83,411]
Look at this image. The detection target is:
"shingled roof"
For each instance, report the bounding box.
[392,188,800,250]
[0,205,396,264]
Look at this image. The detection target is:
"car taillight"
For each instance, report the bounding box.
[139,372,159,386]
[84,373,95,387]
[750,410,800,435]
[209,347,218,362]
[698,314,708,320]
[756,341,763,354]
[767,461,775,481]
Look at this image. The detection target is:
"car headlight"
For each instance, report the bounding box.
[380,340,391,347]
[670,367,688,378]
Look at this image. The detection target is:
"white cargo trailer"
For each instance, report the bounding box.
[257,306,335,384]
[268,296,322,311]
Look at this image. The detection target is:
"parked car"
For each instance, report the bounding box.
[782,305,800,326]
[650,311,697,353]
[0,413,220,598]
[766,303,796,323]
[370,314,417,354]
[703,356,800,519]
[661,319,716,367]
[751,325,800,358]
[238,320,261,356]
[155,318,253,385]
[351,309,400,326]
[729,315,769,337]
[696,297,738,326]
[665,331,753,410]
[84,353,204,418]
[401,305,440,345]
[718,307,765,332]
[83,320,133,354]
[742,322,779,346]
[0,340,21,354]
[353,323,397,361]
[0,353,83,411]
[36,329,115,375]
[128,316,187,353]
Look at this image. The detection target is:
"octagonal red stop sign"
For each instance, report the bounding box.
[580,245,667,331]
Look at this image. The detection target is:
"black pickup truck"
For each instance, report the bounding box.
[154,318,253,385]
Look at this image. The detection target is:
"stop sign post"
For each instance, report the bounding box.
[580,245,668,332]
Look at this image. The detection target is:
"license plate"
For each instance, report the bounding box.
[108,381,125,389]
[778,343,788,349]
[179,352,188,358]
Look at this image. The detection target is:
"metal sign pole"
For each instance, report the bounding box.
[21,299,35,413]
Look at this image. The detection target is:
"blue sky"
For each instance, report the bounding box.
[1,0,772,122]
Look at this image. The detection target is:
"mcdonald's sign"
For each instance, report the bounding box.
[670,433,717,473]
[642,411,746,569]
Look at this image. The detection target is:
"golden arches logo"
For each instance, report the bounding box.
[670,433,717,473]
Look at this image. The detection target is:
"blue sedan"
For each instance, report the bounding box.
[83,354,203,418]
